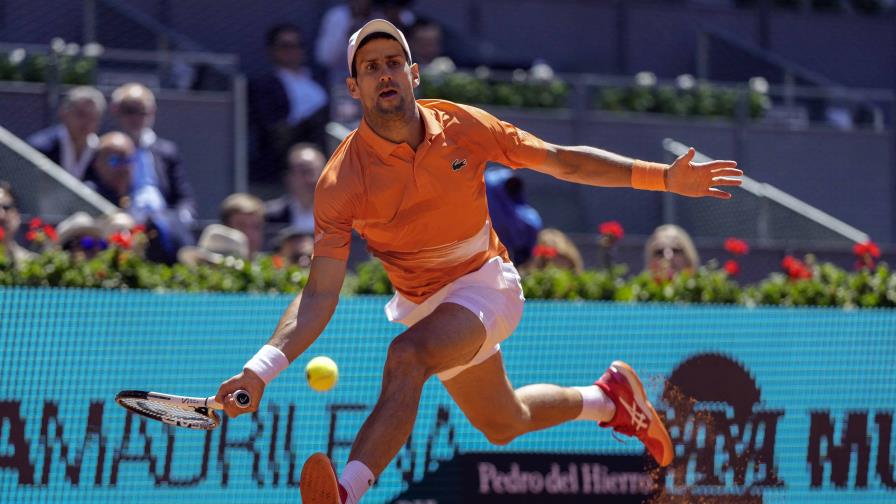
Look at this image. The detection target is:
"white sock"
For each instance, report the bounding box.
[573,385,616,423]
[338,460,375,504]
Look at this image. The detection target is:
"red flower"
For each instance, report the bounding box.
[853,241,880,259]
[29,217,42,229]
[724,237,749,256]
[26,230,38,242]
[272,255,285,269]
[532,244,558,259]
[43,225,58,242]
[723,259,740,276]
[599,221,624,240]
[0,227,5,241]
[109,232,132,250]
[781,255,811,280]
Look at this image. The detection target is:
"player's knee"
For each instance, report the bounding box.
[384,337,429,380]
[475,418,526,446]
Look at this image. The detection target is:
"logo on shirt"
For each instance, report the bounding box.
[451,159,468,172]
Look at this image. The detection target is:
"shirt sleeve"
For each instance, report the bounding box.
[462,104,550,169]
[312,168,356,261]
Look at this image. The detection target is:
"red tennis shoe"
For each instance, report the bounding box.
[595,360,674,467]
[300,452,348,504]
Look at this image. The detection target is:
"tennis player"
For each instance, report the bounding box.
[216,19,742,504]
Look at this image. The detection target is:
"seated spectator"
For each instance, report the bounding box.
[178,224,250,266]
[0,180,36,266]
[644,224,700,280]
[250,24,329,182]
[84,132,194,264]
[273,226,314,268]
[526,227,584,273]
[408,18,444,69]
[265,143,326,233]
[485,167,543,264]
[220,193,266,258]
[110,82,197,232]
[27,86,106,180]
[56,211,106,260]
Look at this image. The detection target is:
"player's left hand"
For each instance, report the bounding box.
[665,147,742,199]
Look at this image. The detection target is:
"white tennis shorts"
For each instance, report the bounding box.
[384,256,525,381]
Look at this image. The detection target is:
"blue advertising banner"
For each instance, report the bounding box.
[1,287,895,503]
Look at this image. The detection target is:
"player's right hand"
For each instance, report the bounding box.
[215,368,266,418]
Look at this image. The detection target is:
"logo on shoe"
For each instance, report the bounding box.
[451,159,467,171]
[619,397,648,432]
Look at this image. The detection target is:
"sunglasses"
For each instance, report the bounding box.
[0,203,15,211]
[120,104,150,116]
[652,247,684,258]
[106,153,136,168]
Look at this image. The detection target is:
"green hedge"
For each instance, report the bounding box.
[3,248,894,309]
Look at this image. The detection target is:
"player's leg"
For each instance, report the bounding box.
[443,353,674,466]
[350,301,489,473]
[441,350,608,445]
[301,301,491,504]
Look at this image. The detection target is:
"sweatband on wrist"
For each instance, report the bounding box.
[243,345,289,384]
[631,159,667,191]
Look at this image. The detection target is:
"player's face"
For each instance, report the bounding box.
[348,38,419,119]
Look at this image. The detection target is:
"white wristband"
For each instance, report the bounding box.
[243,345,289,384]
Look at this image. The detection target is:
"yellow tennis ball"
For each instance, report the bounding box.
[305,356,338,392]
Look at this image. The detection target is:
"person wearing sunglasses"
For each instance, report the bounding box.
[643,224,700,281]
[108,83,197,263]
[0,181,36,266]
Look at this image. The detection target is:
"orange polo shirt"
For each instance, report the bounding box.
[313,99,549,303]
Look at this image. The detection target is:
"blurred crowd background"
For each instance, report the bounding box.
[1,0,894,284]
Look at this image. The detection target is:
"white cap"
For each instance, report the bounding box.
[346,18,412,75]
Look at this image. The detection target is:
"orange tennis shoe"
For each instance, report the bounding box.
[595,360,674,467]
[300,452,347,504]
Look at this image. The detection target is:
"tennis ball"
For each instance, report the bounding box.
[305,356,338,392]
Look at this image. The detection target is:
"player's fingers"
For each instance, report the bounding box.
[675,147,696,166]
[709,167,743,177]
[695,160,737,170]
[712,176,743,186]
[706,187,733,199]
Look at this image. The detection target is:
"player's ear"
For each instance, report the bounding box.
[410,62,420,88]
[346,77,360,100]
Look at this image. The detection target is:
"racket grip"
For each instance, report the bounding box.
[234,390,251,409]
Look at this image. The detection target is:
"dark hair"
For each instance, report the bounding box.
[0,180,15,206]
[265,23,302,48]
[351,32,410,78]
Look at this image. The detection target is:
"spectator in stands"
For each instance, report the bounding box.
[220,193,266,258]
[110,83,197,231]
[178,224,250,267]
[27,86,106,180]
[84,132,136,208]
[643,224,700,280]
[408,18,444,69]
[273,226,314,268]
[250,24,329,183]
[264,143,326,233]
[315,0,375,86]
[526,227,584,273]
[0,180,36,266]
[84,132,194,264]
[485,167,543,264]
[56,211,106,260]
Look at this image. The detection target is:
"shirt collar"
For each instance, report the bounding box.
[357,102,444,156]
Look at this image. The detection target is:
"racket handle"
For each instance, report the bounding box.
[234,390,251,409]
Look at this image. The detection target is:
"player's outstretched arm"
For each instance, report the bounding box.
[530,143,742,199]
[215,256,347,418]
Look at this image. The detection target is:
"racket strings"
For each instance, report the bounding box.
[119,397,216,427]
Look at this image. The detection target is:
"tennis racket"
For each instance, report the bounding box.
[115,389,251,430]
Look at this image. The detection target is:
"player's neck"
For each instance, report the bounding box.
[365,106,424,150]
